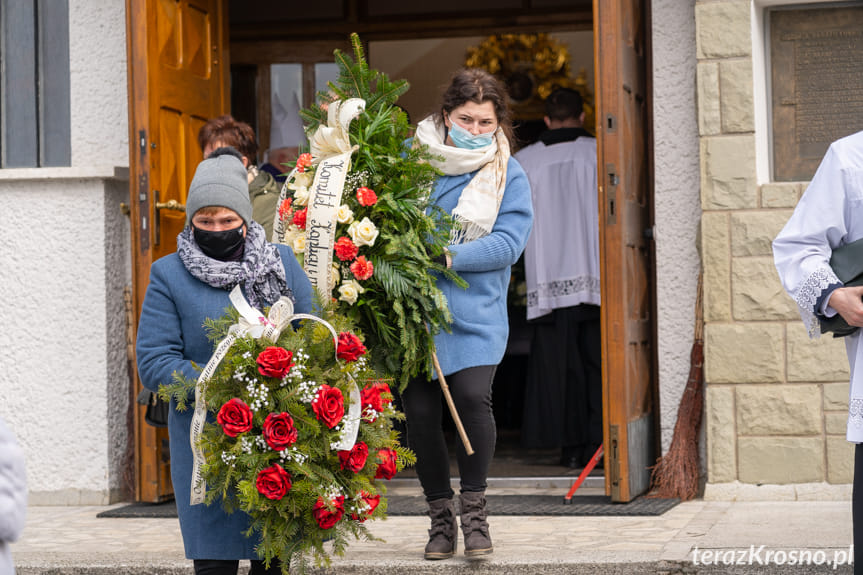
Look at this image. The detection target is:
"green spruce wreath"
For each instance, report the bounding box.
[273,33,466,389]
[161,303,415,573]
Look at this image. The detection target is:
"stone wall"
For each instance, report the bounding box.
[696,0,852,494]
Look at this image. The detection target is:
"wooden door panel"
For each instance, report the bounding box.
[128,0,227,502]
[184,4,212,78]
[595,0,654,502]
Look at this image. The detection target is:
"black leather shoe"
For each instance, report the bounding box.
[559,446,584,468]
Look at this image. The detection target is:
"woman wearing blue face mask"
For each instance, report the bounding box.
[406,68,533,561]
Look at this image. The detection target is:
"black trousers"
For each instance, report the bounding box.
[521,304,602,450]
[193,559,282,575]
[402,365,497,502]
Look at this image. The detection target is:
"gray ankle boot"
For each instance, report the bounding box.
[459,491,493,557]
[424,497,457,560]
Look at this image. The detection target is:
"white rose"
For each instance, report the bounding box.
[292,233,307,254]
[330,263,341,287]
[290,171,313,189]
[338,279,365,305]
[337,204,354,224]
[347,217,379,247]
[292,186,310,206]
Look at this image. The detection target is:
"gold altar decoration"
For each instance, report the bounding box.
[465,33,595,132]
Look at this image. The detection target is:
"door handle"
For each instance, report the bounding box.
[153,191,186,246]
[155,199,185,212]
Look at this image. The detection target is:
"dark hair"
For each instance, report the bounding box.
[545,88,584,122]
[437,68,514,145]
[198,115,258,161]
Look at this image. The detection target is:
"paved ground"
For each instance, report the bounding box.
[11,483,856,574]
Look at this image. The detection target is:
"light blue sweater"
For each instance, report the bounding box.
[432,157,533,376]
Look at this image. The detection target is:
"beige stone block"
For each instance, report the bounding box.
[707,385,737,483]
[702,482,797,501]
[701,212,731,322]
[738,436,824,483]
[731,257,798,321]
[761,183,800,208]
[695,1,752,59]
[825,412,847,436]
[697,61,721,136]
[705,323,784,383]
[730,210,793,257]
[824,382,850,411]
[719,59,754,133]
[736,384,822,435]
[787,327,850,382]
[701,136,757,210]
[827,436,854,484]
[795,482,852,500]
[703,481,852,500]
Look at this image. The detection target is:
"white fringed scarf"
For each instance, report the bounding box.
[415,116,510,243]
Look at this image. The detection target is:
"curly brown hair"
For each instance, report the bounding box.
[437,68,513,145]
[197,115,258,161]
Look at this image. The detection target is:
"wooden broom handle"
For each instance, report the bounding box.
[431,350,475,456]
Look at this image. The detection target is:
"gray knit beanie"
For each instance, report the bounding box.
[185,150,251,226]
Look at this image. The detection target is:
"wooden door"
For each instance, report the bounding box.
[127,0,229,502]
[594,0,655,502]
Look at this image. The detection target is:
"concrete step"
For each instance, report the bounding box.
[14,558,853,574]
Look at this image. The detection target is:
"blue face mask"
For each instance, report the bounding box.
[448,120,496,150]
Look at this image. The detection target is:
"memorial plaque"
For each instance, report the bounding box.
[771,5,863,181]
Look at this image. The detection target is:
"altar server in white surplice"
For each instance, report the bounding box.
[772,129,863,566]
[514,88,602,468]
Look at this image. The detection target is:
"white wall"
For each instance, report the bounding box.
[69,0,129,168]
[651,0,702,453]
[0,170,131,504]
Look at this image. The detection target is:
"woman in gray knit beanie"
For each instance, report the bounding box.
[136,147,313,575]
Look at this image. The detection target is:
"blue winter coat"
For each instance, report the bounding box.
[433,157,533,376]
[136,244,312,560]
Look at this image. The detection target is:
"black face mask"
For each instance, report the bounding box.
[193,224,246,261]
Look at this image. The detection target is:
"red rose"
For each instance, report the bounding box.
[334,236,359,261]
[350,491,381,522]
[256,346,294,378]
[336,332,367,363]
[312,384,344,428]
[256,463,292,500]
[216,398,253,437]
[337,441,369,473]
[278,198,293,220]
[313,495,345,529]
[361,381,392,422]
[262,412,298,451]
[350,256,374,281]
[356,186,378,207]
[374,448,398,480]
[292,208,308,230]
[296,153,313,173]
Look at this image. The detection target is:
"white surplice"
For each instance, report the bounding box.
[515,134,600,320]
[773,130,863,443]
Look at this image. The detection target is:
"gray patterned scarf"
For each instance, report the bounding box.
[177,221,292,310]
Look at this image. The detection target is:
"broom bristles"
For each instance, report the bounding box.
[647,272,704,500]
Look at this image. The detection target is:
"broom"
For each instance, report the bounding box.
[647,271,704,500]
